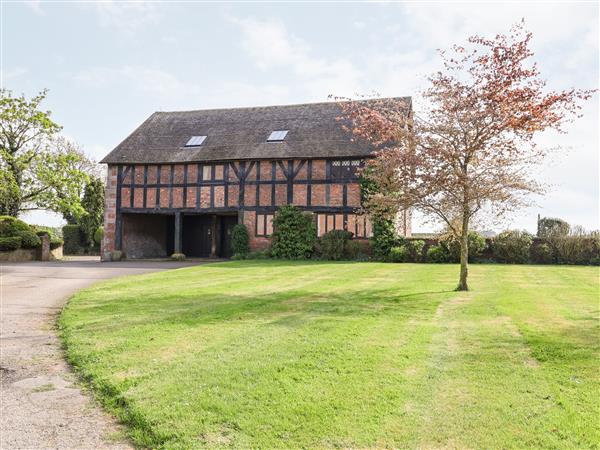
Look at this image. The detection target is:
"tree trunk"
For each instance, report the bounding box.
[456,215,469,291]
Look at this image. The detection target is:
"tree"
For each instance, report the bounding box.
[79,177,105,248]
[537,216,570,238]
[0,89,96,218]
[337,22,595,290]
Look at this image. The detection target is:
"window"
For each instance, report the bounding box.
[316,213,372,238]
[202,165,212,180]
[267,130,288,142]
[256,214,274,237]
[185,135,207,147]
[331,159,360,179]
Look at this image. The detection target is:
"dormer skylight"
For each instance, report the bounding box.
[267,130,288,142]
[185,135,207,147]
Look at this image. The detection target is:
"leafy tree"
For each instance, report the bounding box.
[0,89,96,218]
[78,177,105,248]
[337,22,595,290]
[537,216,570,238]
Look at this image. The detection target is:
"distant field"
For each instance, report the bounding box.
[60,261,599,449]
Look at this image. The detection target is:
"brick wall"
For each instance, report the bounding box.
[101,165,118,260]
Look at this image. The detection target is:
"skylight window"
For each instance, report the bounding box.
[267,130,288,142]
[185,135,206,147]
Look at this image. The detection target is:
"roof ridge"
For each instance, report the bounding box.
[154,96,411,115]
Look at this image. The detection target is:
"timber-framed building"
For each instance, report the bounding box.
[100,99,412,259]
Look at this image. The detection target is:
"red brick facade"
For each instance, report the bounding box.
[102,158,411,258]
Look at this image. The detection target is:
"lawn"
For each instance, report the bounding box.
[59,261,599,449]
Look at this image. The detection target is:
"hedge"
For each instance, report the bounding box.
[0,236,22,251]
[62,224,85,255]
[0,216,41,249]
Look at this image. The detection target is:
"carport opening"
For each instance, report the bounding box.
[122,213,174,259]
[182,214,238,258]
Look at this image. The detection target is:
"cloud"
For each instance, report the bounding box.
[229,16,362,98]
[90,1,160,35]
[3,67,29,82]
[23,0,44,16]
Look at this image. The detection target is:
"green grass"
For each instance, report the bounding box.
[59,261,599,449]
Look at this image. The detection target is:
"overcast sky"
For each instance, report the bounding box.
[2,1,598,232]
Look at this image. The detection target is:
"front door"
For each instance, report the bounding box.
[183,215,213,257]
[220,216,238,258]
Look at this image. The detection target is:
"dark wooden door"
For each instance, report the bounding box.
[220,216,238,258]
[183,216,212,257]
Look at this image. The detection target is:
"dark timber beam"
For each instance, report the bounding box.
[174,212,183,254]
[210,215,218,257]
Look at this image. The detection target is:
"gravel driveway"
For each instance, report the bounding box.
[0,258,201,449]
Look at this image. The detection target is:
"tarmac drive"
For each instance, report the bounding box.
[0,258,201,449]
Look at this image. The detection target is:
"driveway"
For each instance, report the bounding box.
[0,258,202,449]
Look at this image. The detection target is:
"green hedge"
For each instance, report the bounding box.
[0,236,22,251]
[62,224,85,255]
[0,216,41,249]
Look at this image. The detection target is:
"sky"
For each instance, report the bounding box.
[1,0,598,233]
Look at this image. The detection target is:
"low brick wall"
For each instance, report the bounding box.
[0,245,63,262]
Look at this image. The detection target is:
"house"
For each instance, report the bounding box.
[100,99,412,260]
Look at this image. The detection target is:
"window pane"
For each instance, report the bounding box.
[318,214,326,236]
[356,216,364,238]
[326,215,334,232]
[256,214,265,236]
[335,214,344,230]
[266,215,274,235]
[202,166,211,180]
[365,217,373,237]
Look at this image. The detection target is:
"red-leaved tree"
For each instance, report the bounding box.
[337,21,595,290]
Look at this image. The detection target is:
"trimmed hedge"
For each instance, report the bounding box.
[0,236,22,251]
[62,224,85,255]
[0,216,41,249]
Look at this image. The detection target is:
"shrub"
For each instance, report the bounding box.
[530,242,553,264]
[440,232,486,263]
[231,224,250,257]
[371,219,399,259]
[19,230,41,249]
[553,227,599,265]
[320,230,352,260]
[406,239,426,262]
[246,249,271,259]
[0,216,41,248]
[0,216,30,237]
[0,236,22,251]
[427,245,449,263]
[270,206,317,259]
[50,238,64,250]
[492,230,533,264]
[389,245,409,263]
[170,253,186,261]
[62,224,84,255]
[344,240,362,260]
[94,227,104,246]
